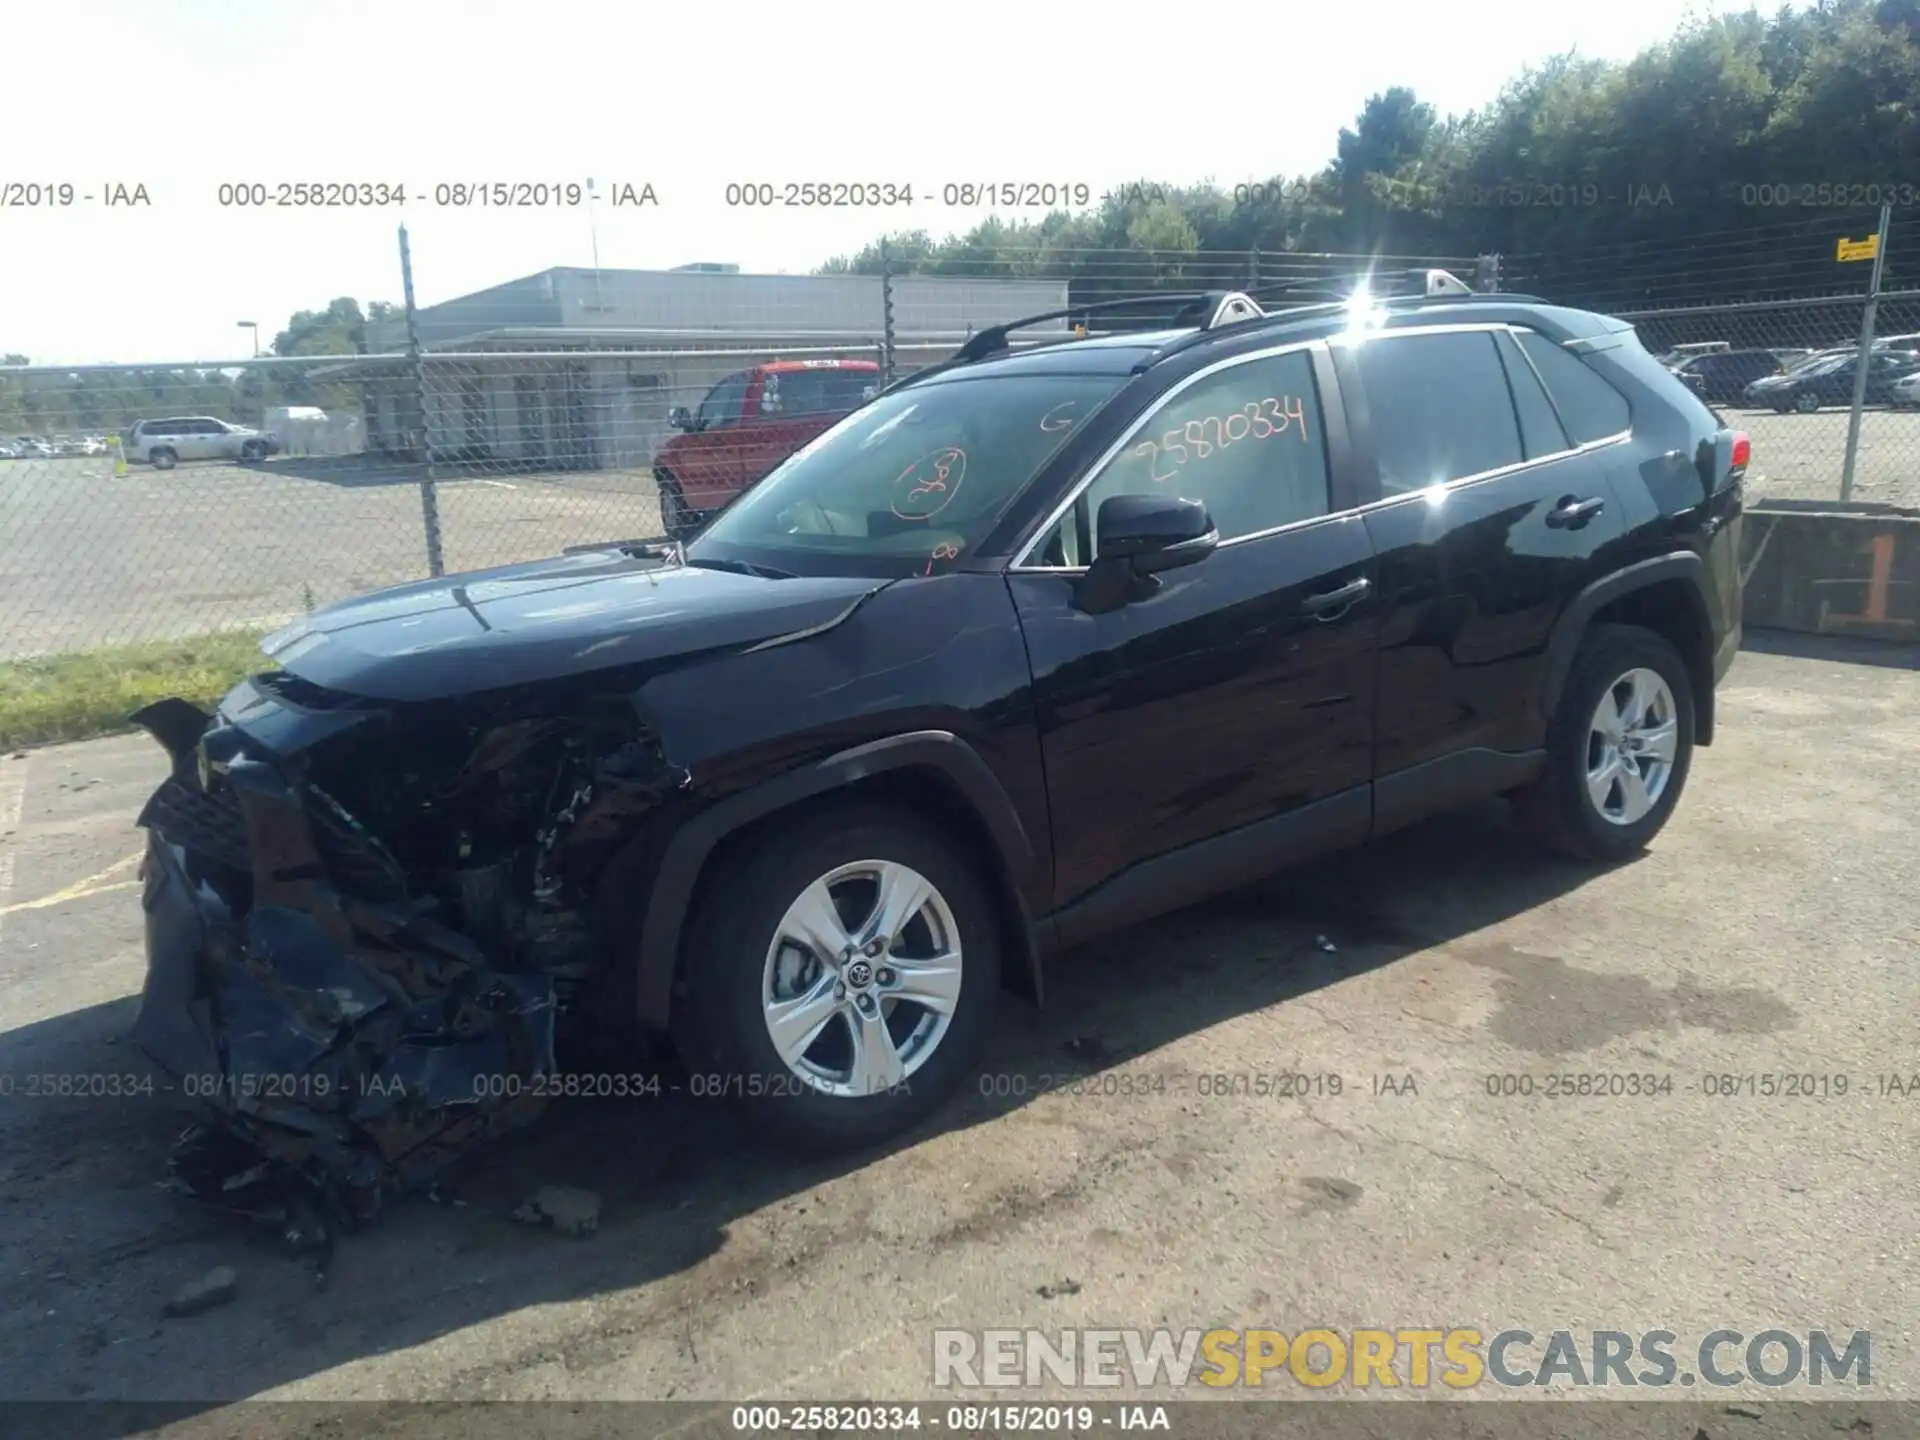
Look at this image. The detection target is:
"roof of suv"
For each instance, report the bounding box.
[905,290,1635,389]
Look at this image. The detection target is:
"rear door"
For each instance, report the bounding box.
[1338,324,1629,832]
[180,419,224,461]
[1008,342,1379,924]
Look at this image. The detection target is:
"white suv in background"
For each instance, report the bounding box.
[123,416,280,469]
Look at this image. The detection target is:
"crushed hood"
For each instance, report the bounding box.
[261,549,885,702]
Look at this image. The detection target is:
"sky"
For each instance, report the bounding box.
[4,0,1767,365]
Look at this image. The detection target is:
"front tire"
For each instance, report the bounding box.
[1515,624,1695,861]
[150,447,178,470]
[1793,391,1820,413]
[240,440,266,462]
[679,800,999,1154]
[657,473,699,542]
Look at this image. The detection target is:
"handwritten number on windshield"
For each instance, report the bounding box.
[1128,395,1309,482]
[892,447,967,520]
[922,541,962,576]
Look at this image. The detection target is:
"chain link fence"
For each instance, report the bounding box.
[5,235,1918,663]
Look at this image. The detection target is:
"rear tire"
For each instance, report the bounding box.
[1514,624,1695,862]
[678,800,998,1155]
[149,447,177,470]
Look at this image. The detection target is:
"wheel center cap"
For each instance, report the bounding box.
[844,959,874,989]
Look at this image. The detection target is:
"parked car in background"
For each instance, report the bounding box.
[11,436,54,458]
[1672,349,1784,404]
[1890,368,1920,407]
[1743,349,1920,411]
[121,416,280,469]
[1655,340,1732,368]
[653,359,881,540]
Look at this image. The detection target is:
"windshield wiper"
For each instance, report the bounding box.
[682,556,796,580]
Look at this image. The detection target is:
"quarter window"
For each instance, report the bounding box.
[1063,349,1331,559]
[1514,330,1631,445]
[1353,330,1522,493]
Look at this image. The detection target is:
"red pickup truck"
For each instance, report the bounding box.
[654,358,880,539]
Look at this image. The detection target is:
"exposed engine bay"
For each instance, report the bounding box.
[132,673,689,1226]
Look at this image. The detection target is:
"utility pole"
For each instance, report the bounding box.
[1839,203,1893,505]
[399,223,444,576]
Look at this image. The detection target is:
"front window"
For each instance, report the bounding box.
[691,373,1127,576]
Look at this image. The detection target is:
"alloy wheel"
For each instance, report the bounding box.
[761,859,963,1098]
[1584,668,1679,826]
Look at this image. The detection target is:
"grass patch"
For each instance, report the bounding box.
[0,631,271,750]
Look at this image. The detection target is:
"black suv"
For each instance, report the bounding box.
[131,275,1747,1214]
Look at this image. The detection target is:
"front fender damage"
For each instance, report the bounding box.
[130,691,686,1229]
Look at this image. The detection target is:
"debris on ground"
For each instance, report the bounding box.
[1036,1277,1082,1299]
[162,1266,238,1318]
[512,1184,602,1236]
[1314,934,1338,953]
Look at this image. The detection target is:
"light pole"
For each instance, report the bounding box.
[236,320,259,357]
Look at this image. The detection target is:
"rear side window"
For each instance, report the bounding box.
[1515,330,1631,445]
[761,368,876,416]
[1353,330,1523,492]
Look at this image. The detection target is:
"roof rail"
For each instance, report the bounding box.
[951,292,1221,363]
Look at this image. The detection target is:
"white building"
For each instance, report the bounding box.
[343,264,1070,469]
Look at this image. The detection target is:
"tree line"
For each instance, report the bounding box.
[0,299,403,438]
[8,0,1920,434]
[822,0,1920,314]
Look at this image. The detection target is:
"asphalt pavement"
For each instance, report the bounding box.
[0,635,1914,1437]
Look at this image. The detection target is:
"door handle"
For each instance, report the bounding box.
[1301,575,1371,617]
[1545,495,1606,529]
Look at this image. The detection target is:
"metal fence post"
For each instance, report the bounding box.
[1839,203,1893,506]
[880,240,897,386]
[1248,247,1260,291]
[399,223,445,577]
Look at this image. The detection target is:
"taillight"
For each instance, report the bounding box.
[1729,431,1750,476]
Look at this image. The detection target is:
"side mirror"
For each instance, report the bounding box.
[1096,493,1217,572]
[1073,494,1217,614]
[668,406,694,432]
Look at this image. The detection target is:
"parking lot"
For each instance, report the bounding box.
[0,635,1914,1434]
[3,399,1919,662]
[0,457,665,660]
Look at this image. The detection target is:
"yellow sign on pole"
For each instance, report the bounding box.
[1837,235,1880,263]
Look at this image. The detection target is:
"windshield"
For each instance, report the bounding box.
[690,373,1128,575]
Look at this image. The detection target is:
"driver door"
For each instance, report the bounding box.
[1006,343,1379,933]
[679,370,752,510]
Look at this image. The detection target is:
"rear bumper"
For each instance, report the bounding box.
[132,703,558,1214]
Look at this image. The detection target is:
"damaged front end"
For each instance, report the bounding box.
[130,672,685,1223]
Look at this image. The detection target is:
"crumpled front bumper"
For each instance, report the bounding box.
[131,701,557,1218]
